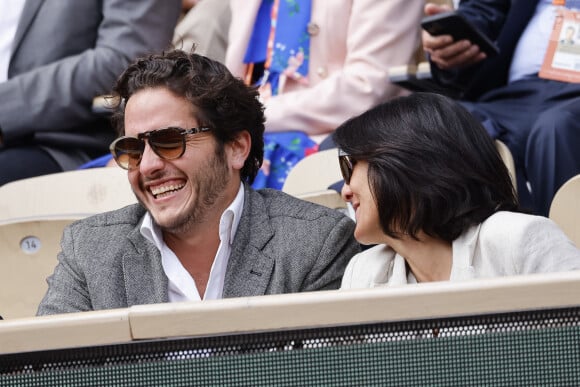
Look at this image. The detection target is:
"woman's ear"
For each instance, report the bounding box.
[228,130,251,170]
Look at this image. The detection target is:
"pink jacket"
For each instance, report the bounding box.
[226,0,423,137]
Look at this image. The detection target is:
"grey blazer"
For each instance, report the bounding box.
[37,186,360,315]
[0,0,181,169]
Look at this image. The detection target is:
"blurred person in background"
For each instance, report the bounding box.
[225,0,423,189]
[422,0,580,217]
[0,0,181,185]
[173,0,230,63]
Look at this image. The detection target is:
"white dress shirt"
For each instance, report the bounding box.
[509,0,555,83]
[0,1,26,82]
[140,183,245,301]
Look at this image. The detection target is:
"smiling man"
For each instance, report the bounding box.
[37,50,360,315]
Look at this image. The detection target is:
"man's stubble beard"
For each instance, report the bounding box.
[141,144,231,236]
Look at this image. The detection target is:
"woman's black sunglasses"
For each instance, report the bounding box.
[109,126,211,170]
[338,149,356,185]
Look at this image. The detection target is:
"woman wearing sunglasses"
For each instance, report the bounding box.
[334,93,580,289]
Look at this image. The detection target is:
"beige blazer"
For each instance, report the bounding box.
[341,212,580,289]
[173,0,230,62]
[226,0,423,136]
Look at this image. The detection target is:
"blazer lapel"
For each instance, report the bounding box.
[11,0,44,59]
[123,226,169,306]
[450,224,480,281]
[223,186,275,298]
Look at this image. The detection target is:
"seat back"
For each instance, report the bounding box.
[281,149,346,210]
[495,139,517,194]
[0,167,135,223]
[282,149,342,196]
[0,168,136,319]
[293,189,347,210]
[0,220,72,319]
[549,174,580,246]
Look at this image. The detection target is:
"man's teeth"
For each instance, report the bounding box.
[151,184,184,198]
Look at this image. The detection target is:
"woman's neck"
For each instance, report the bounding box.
[389,233,453,283]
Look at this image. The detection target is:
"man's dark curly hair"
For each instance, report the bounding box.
[333,92,519,242]
[111,49,265,183]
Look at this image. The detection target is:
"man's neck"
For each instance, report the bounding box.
[160,182,244,298]
[165,224,222,298]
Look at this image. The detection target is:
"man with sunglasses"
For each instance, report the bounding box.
[37,50,360,315]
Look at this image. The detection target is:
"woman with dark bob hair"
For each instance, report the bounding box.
[334,93,580,288]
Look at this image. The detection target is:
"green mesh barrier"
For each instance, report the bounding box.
[2,308,580,386]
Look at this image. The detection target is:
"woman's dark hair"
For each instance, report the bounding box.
[111,49,265,183]
[332,92,519,242]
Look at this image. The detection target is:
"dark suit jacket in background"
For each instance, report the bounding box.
[431,0,537,100]
[37,185,361,315]
[429,0,580,217]
[0,0,181,169]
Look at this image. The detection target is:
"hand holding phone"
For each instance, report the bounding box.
[421,11,500,57]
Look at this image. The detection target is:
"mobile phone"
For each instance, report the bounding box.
[421,11,500,56]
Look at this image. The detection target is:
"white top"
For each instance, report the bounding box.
[0,0,26,82]
[509,0,555,83]
[341,212,580,289]
[141,183,245,301]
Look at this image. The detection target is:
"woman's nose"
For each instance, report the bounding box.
[341,182,353,202]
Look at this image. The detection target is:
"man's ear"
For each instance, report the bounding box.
[228,130,251,170]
